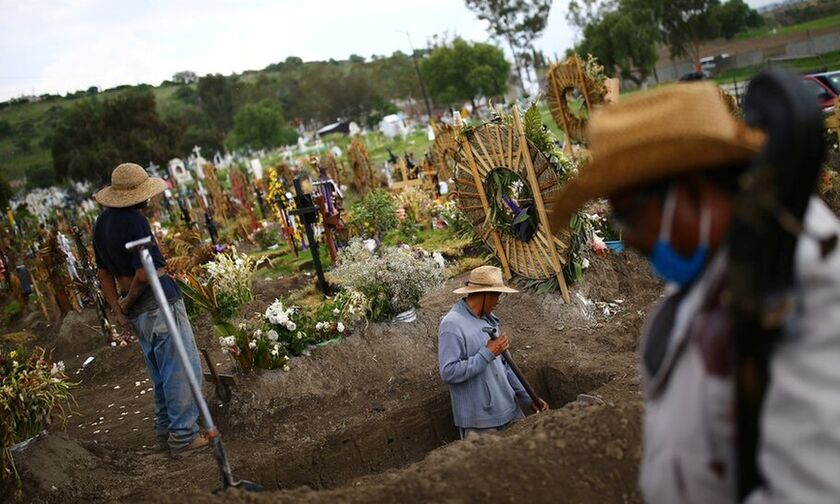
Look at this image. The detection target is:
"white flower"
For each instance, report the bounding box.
[332,308,340,316]
[254,329,263,338]
[282,364,290,372]
[50,361,65,376]
[286,321,297,331]
[248,340,257,349]
[270,349,279,356]
[315,322,324,331]
[432,252,445,269]
[267,330,279,342]
[337,322,345,333]
[581,258,591,269]
[363,238,377,252]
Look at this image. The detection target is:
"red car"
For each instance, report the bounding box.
[801,75,838,111]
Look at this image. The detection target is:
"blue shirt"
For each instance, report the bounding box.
[438,299,530,428]
[93,207,180,312]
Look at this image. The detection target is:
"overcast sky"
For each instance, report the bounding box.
[0,0,779,101]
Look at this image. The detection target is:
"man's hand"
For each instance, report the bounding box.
[531,398,550,413]
[486,334,509,357]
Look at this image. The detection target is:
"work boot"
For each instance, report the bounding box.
[170,433,209,459]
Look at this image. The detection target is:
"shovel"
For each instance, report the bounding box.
[126,236,263,493]
[482,326,543,408]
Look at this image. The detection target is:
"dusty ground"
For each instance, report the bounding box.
[3,252,661,503]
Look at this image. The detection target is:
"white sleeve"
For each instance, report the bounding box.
[747,199,840,504]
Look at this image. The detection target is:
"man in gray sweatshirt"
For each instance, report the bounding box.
[439,265,549,440]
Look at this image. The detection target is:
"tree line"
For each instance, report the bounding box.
[568,0,764,87]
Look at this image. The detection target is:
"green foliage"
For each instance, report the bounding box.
[227,100,298,150]
[197,74,235,132]
[349,189,399,243]
[1,347,76,485]
[714,0,763,39]
[51,88,180,182]
[25,165,56,189]
[0,173,12,208]
[254,223,282,250]
[465,0,553,88]
[576,2,659,86]
[0,120,11,139]
[1,300,21,325]
[421,38,510,105]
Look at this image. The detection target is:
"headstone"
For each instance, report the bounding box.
[168,158,193,186]
[250,159,264,180]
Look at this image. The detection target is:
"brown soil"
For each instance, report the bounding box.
[4,251,661,504]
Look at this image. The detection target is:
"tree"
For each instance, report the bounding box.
[197,74,235,132]
[227,100,298,150]
[714,0,763,39]
[0,173,12,209]
[51,89,181,182]
[172,70,198,84]
[576,2,659,86]
[659,0,721,63]
[465,0,552,92]
[26,164,57,189]
[421,39,510,110]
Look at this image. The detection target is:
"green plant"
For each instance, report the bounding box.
[254,223,281,250]
[1,347,76,487]
[1,300,22,326]
[331,239,444,321]
[348,189,399,243]
[203,249,265,318]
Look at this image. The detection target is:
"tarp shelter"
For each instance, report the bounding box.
[315,121,359,136]
[379,114,408,139]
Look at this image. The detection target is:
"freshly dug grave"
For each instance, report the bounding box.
[5,252,660,503]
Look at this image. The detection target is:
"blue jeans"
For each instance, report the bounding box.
[131,298,202,450]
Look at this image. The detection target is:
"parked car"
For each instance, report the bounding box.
[801,75,838,112]
[811,71,840,95]
[679,70,712,82]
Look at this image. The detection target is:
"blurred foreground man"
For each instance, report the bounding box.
[438,266,548,440]
[550,82,840,502]
[93,163,207,457]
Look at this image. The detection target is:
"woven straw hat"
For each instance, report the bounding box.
[95,163,166,208]
[453,265,519,295]
[549,82,766,230]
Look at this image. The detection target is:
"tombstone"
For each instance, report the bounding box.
[147,161,161,178]
[249,158,264,180]
[168,158,194,186]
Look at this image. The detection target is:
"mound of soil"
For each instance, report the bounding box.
[6,251,661,504]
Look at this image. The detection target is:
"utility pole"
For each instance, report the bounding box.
[400,31,433,120]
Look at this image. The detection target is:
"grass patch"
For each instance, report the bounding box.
[251,240,332,279]
[737,14,840,41]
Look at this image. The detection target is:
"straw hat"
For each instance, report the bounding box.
[549,82,766,230]
[94,163,166,208]
[453,265,519,295]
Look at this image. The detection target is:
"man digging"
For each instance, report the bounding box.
[438,265,549,440]
[93,162,208,457]
[550,81,840,502]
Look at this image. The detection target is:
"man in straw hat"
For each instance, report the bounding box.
[549,82,840,502]
[438,265,549,440]
[93,163,208,457]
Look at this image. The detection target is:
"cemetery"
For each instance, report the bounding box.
[2,1,840,503]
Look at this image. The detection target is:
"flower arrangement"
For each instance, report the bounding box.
[431,199,475,239]
[218,322,290,371]
[203,248,265,318]
[331,239,444,321]
[1,347,76,484]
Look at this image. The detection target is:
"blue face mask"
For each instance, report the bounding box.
[650,187,711,288]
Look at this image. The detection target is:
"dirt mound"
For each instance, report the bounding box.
[4,433,97,500]
[55,309,107,359]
